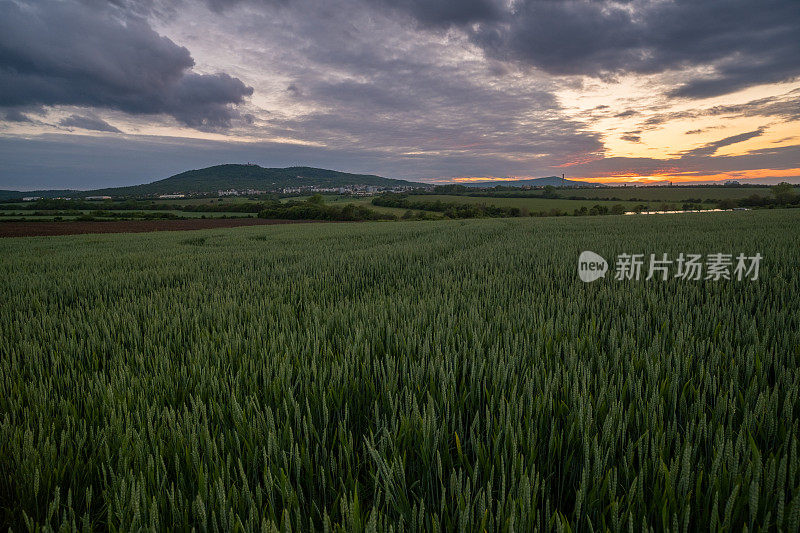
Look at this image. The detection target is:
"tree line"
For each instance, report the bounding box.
[258,195,395,221]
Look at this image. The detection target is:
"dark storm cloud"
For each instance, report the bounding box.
[194,0,502,25]
[369,0,502,27]
[669,54,800,99]
[466,0,800,98]
[167,0,800,99]
[59,114,123,133]
[0,0,253,128]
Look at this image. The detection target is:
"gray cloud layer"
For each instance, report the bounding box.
[470,0,799,98]
[0,0,253,128]
[59,114,123,133]
[683,128,766,157]
[202,0,800,98]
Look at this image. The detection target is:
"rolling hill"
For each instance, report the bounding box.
[90,165,423,196]
[0,165,424,200]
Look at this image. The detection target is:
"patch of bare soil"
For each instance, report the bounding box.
[0,218,324,238]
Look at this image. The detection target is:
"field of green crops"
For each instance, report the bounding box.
[1,210,799,531]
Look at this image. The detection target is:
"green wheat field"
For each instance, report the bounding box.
[1,210,799,531]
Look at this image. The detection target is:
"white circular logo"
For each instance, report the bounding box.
[578,251,608,282]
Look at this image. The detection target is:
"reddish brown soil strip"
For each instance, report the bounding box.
[0,218,325,238]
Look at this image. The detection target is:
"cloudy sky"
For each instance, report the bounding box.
[1,0,799,189]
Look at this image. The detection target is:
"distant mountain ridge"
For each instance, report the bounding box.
[0,165,424,200]
[92,165,424,196]
[460,176,601,187]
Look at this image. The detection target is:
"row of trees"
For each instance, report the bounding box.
[373,195,523,218]
[716,183,800,209]
[259,196,395,221]
[376,194,635,219]
[4,198,273,213]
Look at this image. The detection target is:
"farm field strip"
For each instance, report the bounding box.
[0,210,255,219]
[0,218,319,237]
[557,186,788,202]
[405,194,647,211]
